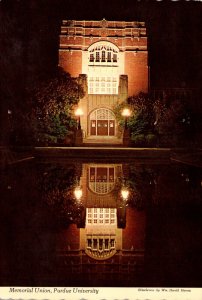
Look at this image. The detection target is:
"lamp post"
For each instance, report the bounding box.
[122,108,131,146]
[75,108,83,146]
[75,108,83,130]
[122,108,131,129]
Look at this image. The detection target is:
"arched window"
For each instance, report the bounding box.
[88,43,118,65]
[87,41,119,95]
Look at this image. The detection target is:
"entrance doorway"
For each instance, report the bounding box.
[90,108,115,136]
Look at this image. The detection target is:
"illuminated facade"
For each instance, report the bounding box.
[59,19,148,142]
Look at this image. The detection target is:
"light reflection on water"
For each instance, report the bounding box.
[1,159,202,287]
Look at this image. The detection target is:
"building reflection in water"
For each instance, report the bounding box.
[57,163,146,286]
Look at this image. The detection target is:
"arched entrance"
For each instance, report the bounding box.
[89,108,115,136]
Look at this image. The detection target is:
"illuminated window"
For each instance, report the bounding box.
[111,239,115,247]
[87,239,92,247]
[101,51,105,62]
[96,52,100,62]
[88,42,119,94]
[86,236,116,259]
[86,208,117,225]
[93,239,97,249]
[89,44,118,65]
[88,77,118,95]
[105,239,109,249]
[99,239,103,250]
[90,54,94,62]
[107,52,111,62]
[113,53,117,62]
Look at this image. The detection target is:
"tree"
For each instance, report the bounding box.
[114,92,195,147]
[27,67,85,144]
[153,94,195,146]
[113,92,156,146]
[38,163,85,228]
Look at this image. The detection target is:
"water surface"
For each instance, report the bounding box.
[1,158,202,287]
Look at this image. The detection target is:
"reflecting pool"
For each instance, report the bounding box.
[1,158,202,287]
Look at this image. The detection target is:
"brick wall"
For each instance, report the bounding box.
[125,52,148,96]
[59,50,82,77]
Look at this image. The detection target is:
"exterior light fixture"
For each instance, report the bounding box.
[122,108,131,117]
[122,108,131,129]
[74,186,83,201]
[75,108,83,117]
[121,188,129,201]
[75,108,83,130]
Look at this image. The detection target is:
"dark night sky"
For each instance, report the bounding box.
[1,0,202,91]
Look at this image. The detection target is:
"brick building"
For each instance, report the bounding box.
[59,19,148,143]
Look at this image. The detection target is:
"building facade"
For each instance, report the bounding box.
[59,19,148,142]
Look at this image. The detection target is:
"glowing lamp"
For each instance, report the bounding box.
[74,187,83,201]
[122,108,131,117]
[121,188,129,201]
[75,108,83,117]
